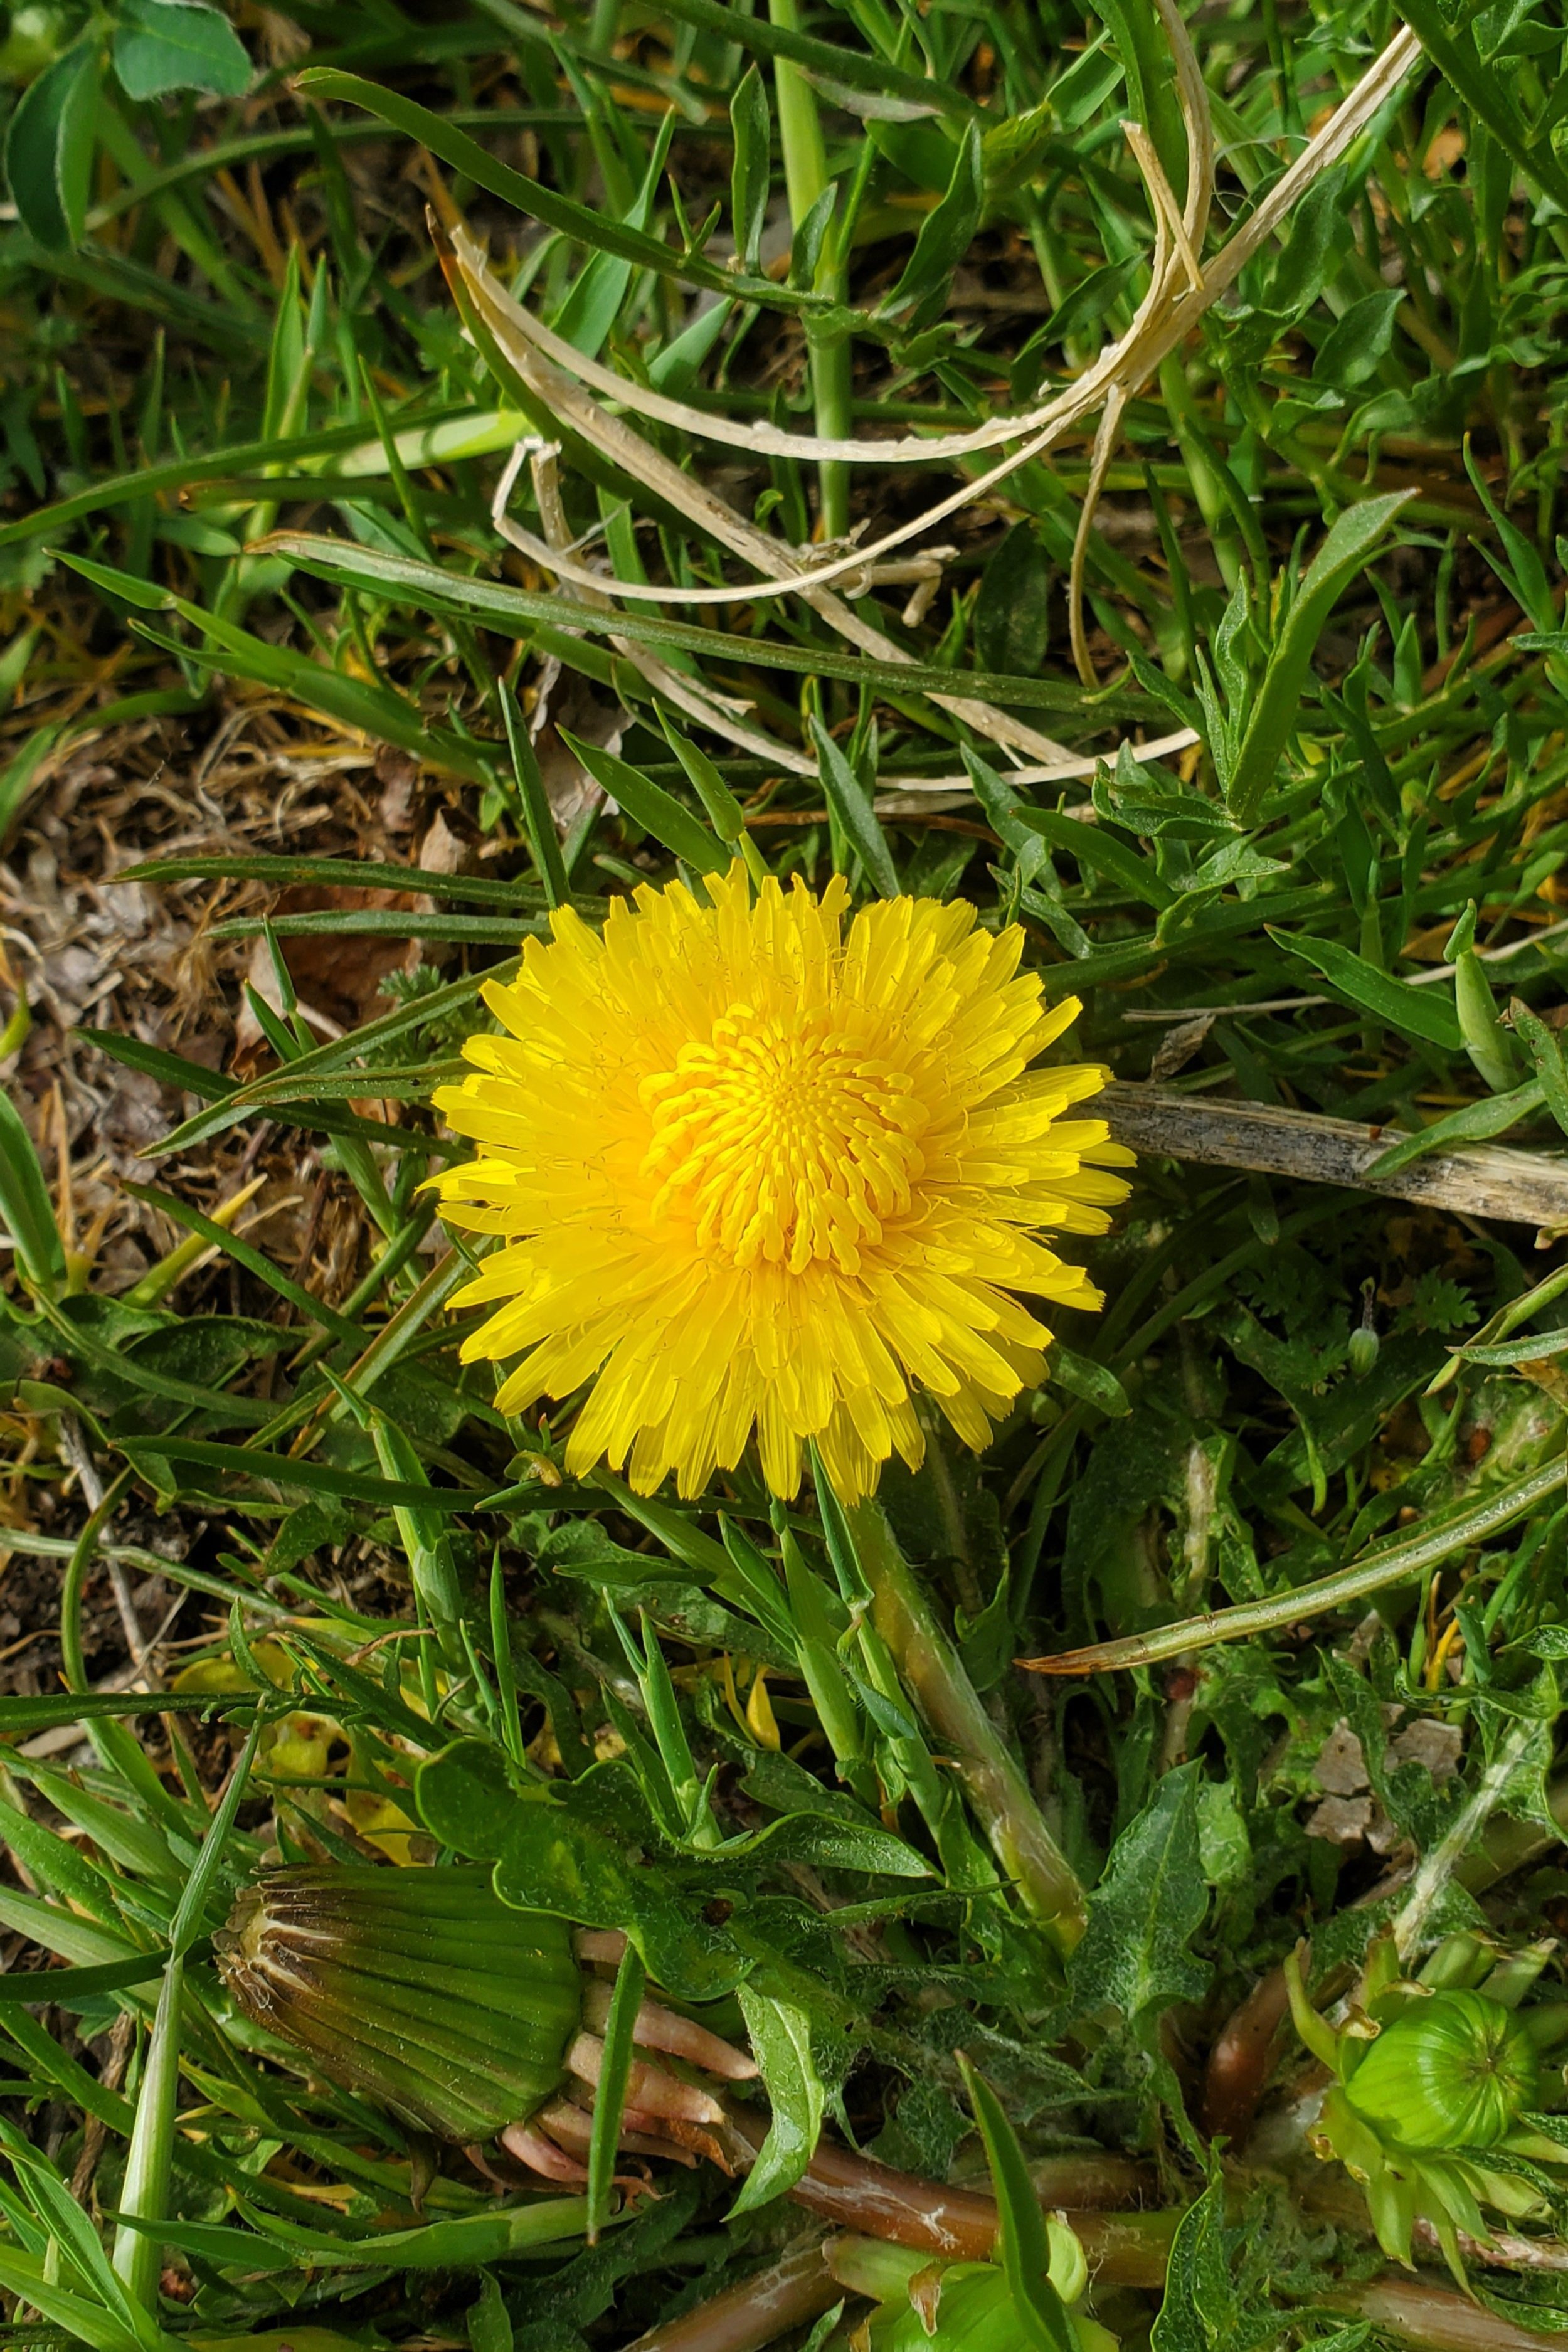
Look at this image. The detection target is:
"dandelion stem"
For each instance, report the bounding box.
[846,1498,1088,1954]
[619,2242,839,2352]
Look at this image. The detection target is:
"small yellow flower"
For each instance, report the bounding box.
[431,864,1130,1502]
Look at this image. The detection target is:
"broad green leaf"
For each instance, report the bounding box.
[1226,494,1413,822]
[1401,0,1568,216]
[1064,1762,1210,2030]
[730,1986,825,2215]
[493,1772,746,1999]
[112,0,250,100]
[1150,2166,1268,2352]
[730,66,771,272]
[747,1810,931,1879]
[0,1087,65,1297]
[958,2058,1075,2352]
[1364,1079,1543,1179]
[974,524,1052,678]
[1048,1342,1131,1418]
[1091,0,1189,204]
[560,733,728,874]
[468,2273,513,2352]
[812,716,900,896]
[416,1739,521,1858]
[1271,931,1463,1049]
[1316,290,1404,392]
[1266,169,1348,318]
[885,123,983,323]
[3,38,100,253]
[1512,999,1568,1141]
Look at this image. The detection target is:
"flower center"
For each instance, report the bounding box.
[640,1002,929,1273]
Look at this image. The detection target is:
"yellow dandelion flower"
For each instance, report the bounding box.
[430,863,1131,1503]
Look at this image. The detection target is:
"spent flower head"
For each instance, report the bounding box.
[432,864,1129,1501]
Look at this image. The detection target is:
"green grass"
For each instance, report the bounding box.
[6,0,1568,2344]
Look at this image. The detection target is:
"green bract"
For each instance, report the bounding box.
[1341,1988,1540,2151]
[218,1865,581,2143]
[1286,1935,1568,2283]
[830,2232,1118,2352]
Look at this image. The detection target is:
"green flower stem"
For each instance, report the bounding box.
[1031,1453,1568,1678]
[846,1499,1088,1954]
[768,0,850,541]
[111,1955,184,2310]
[60,1470,135,1695]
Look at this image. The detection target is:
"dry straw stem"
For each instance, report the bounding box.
[456,230,1088,781]
[493,437,812,775]
[450,19,1419,747]
[1101,1083,1568,1236]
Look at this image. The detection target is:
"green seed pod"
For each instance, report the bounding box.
[218,1866,581,2143]
[1342,1991,1539,2153]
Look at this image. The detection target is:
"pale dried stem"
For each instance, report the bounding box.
[566,2029,728,2124]
[580,1981,760,2080]
[464,252,1082,773]
[1099,1083,1568,1237]
[502,438,815,775]
[1069,386,1128,688]
[447,19,1419,791]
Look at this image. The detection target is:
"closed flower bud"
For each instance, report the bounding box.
[218,1866,581,2144]
[1286,1940,1568,2288]
[1342,1990,1539,2152]
[1348,1280,1378,1379]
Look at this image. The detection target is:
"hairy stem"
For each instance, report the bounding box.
[1028,1453,1568,1678]
[1340,2278,1567,2350]
[620,2242,839,2352]
[848,1498,1088,1951]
